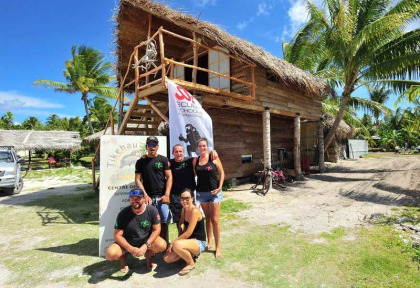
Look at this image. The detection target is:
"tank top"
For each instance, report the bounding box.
[195,156,219,192]
[184,215,206,242]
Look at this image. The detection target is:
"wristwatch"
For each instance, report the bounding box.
[146,241,151,248]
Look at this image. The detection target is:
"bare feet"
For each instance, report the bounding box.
[215,249,222,259]
[120,265,129,274]
[205,243,213,251]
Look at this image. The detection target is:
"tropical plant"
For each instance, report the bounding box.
[33,45,118,134]
[89,97,117,131]
[0,112,15,129]
[45,114,62,130]
[22,116,43,130]
[367,85,391,127]
[282,0,420,151]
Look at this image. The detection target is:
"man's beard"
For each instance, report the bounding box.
[131,202,141,209]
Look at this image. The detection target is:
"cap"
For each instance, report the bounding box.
[129,189,145,197]
[146,136,159,144]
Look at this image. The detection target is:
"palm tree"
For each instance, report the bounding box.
[22,116,43,130]
[46,114,61,130]
[33,45,117,134]
[0,112,15,129]
[368,85,391,128]
[89,97,117,131]
[282,0,420,151]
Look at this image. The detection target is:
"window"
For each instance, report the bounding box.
[209,46,230,91]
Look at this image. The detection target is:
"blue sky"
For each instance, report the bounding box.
[0,0,414,124]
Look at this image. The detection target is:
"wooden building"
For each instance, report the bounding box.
[105,0,328,181]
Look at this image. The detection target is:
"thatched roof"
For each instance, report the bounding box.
[0,130,82,151]
[84,122,168,143]
[115,0,327,96]
[323,115,354,140]
[84,125,119,143]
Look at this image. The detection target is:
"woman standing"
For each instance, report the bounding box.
[163,188,206,276]
[193,138,225,258]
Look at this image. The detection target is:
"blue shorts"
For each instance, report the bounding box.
[151,197,171,223]
[194,239,206,256]
[196,191,224,203]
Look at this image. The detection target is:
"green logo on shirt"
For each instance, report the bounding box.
[140,220,150,227]
[155,162,163,169]
[181,162,187,168]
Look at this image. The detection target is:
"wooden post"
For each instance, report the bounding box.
[159,28,166,87]
[263,107,272,190]
[251,66,256,98]
[118,75,124,132]
[110,112,115,135]
[318,118,325,173]
[192,32,198,84]
[294,113,303,180]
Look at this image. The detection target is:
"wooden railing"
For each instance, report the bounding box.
[91,26,256,190]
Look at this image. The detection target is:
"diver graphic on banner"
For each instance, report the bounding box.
[179,124,202,157]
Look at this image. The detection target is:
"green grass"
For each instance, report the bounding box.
[0,190,419,287]
[24,166,95,183]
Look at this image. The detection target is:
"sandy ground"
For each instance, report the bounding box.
[0,153,419,287]
[228,153,420,235]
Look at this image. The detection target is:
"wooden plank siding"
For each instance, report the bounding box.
[253,68,323,119]
[208,109,295,179]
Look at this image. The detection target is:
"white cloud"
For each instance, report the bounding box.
[288,0,309,35]
[237,17,255,30]
[192,0,217,8]
[0,91,64,111]
[257,2,270,16]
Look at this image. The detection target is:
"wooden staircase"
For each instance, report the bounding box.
[120,102,167,135]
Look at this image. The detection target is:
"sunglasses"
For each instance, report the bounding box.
[129,189,144,197]
[180,196,191,201]
[147,142,158,147]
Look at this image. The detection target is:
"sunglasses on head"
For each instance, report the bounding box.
[129,189,144,197]
[146,142,158,147]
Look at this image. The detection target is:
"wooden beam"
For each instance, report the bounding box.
[138,83,166,98]
[128,119,161,125]
[161,28,255,67]
[166,59,255,88]
[158,29,166,88]
[118,92,139,135]
[144,96,169,123]
[170,78,253,101]
[125,127,157,132]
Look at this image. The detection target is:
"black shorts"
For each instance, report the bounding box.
[169,194,183,223]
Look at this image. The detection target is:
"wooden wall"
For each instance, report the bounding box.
[208,109,294,179]
[254,68,323,119]
[230,64,323,120]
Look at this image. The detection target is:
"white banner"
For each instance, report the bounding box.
[99,135,167,257]
[168,79,213,157]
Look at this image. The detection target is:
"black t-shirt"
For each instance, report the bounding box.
[135,155,170,197]
[170,157,196,195]
[115,205,160,247]
[195,156,219,192]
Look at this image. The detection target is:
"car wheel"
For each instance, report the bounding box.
[5,177,23,195]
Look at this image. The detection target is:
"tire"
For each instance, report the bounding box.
[5,177,23,195]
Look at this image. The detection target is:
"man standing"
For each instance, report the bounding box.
[105,189,166,273]
[135,136,172,243]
